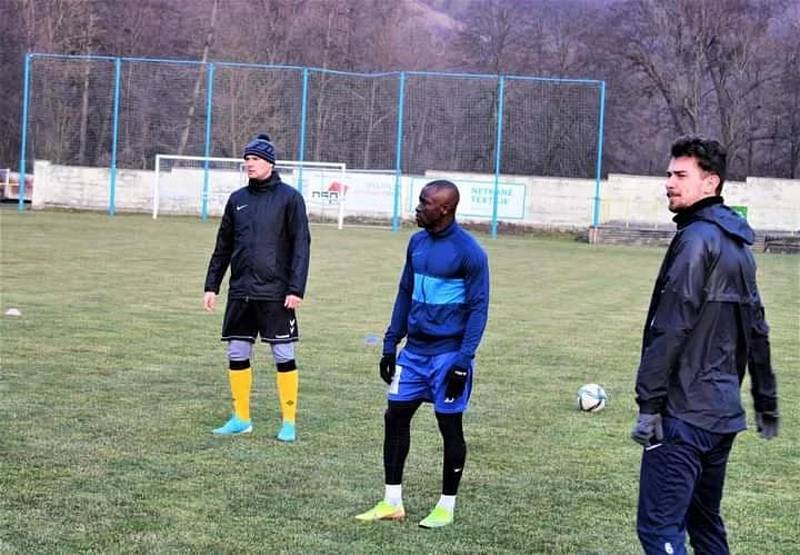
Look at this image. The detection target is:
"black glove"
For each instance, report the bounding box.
[444,365,469,402]
[379,353,396,384]
[755,411,779,440]
[631,413,664,447]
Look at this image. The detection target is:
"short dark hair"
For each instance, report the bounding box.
[670,135,727,192]
[423,179,460,206]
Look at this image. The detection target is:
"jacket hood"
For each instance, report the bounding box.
[675,196,755,245]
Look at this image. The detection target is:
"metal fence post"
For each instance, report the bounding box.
[18,53,32,213]
[297,68,309,194]
[109,57,122,216]
[491,76,506,238]
[201,62,215,221]
[591,81,607,228]
[393,72,406,232]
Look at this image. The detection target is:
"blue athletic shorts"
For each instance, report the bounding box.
[387,348,473,413]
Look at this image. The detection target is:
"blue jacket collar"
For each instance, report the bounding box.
[674,196,754,245]
[248,170,281,192]
[427,219,458,238]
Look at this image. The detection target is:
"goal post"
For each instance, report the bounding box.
[153,155,347,227]
[153,155,244,219]
[285,160,348,229]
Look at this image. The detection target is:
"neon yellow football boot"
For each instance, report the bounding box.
[354,500,406,522]
[418,506,454,528]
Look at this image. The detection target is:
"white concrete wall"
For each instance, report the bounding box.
[30,160,800,231]
[599,174,800,231]
[32,161,153,213]
[726,177,800,231]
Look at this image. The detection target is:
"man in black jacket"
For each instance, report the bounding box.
[631,136,779,555]
[203,133,310,442]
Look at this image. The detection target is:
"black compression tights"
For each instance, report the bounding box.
[384,400,422,485]
[383,401,467,495]
[436,411,466,495]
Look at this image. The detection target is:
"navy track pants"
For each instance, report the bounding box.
[637,416,737,555]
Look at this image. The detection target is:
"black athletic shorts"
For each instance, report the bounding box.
[221,299,299,343]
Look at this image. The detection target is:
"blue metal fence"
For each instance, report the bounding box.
[18,52,605,235]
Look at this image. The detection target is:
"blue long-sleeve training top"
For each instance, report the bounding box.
[383,220,490,369]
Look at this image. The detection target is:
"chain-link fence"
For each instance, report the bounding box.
[17,53,605,232]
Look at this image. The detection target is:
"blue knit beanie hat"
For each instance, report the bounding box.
[243,133,277,164]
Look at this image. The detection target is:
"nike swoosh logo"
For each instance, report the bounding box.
[236,204,248,211]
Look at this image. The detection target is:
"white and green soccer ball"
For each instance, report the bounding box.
[576,383,608,412]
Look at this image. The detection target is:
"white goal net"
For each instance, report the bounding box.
[153,155,347,227]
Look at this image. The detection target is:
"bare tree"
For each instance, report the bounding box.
[454,0,539,74]
[598,0,795,178]
[3,0,799,179]
[175,0,219,156]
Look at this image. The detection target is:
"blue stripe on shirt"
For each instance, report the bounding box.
[412,273,466,305]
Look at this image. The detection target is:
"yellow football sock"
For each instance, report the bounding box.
[229,368,252,421]
[276,370,298,423]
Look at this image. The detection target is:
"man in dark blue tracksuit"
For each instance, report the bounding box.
[355,180,490,528]
[631,136,779,555]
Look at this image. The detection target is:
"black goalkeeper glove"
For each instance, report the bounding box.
[444,365,469,402]
[379,353,396,384]
[755,411,779,440]
[631,413,664,447]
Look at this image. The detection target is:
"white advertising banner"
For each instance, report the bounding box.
[408,178,526,220]
[301,170,409,216]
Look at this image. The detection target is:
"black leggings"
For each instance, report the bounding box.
[383,400,467,495]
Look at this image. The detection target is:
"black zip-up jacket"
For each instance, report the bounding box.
[204,171,310,300]
[635,196,778,434]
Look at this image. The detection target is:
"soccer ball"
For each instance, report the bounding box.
[576,383,608,412]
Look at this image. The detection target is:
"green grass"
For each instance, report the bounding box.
[1,210,798,554]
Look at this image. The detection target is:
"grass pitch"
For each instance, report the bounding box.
[1,210,798,554]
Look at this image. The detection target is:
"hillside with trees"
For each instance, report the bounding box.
[1,0,798,179]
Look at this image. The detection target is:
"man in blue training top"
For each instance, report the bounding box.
[355,180,490,529]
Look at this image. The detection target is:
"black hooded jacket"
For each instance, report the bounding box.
[204,171,310,300]
[635,196,778,434]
